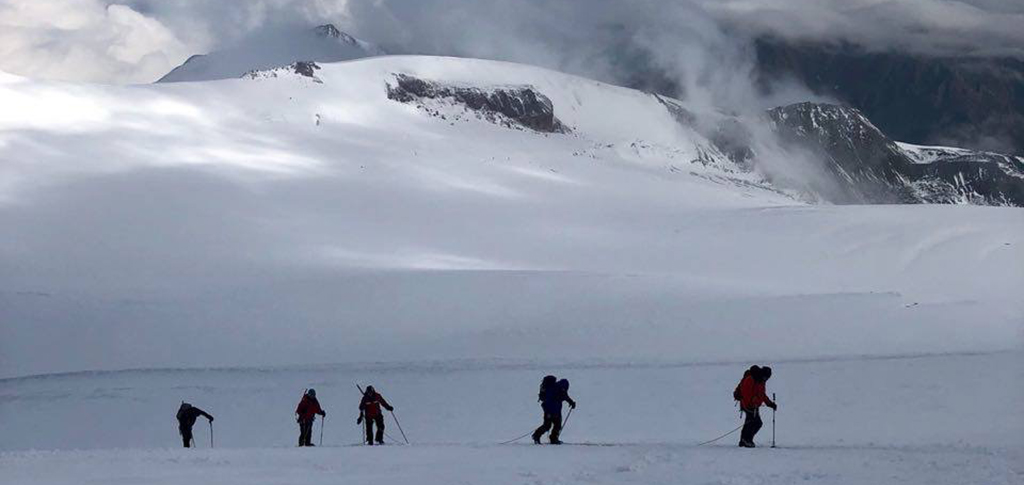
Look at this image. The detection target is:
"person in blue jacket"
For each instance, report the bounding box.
[532,376,576,444]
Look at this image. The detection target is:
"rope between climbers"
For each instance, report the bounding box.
[696,423,744,447]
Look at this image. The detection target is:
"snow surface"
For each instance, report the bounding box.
[897,142,977,165]
[1,56,1023,484]
[2,351,1022,484]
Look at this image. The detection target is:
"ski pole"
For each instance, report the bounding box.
[320,415,326,446]
[390,410,410,444]
[210,421,214,448]
[771,392,776,448]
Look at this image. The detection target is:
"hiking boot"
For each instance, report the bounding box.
[376,440,385,445]
[738,439,756,448]
[549,439,563,445]
[532,434,542,445]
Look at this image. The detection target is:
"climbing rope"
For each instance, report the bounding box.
[695,423,744,447]
[499,430,536,445]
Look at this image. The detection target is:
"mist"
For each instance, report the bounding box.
[4,1,1024,85]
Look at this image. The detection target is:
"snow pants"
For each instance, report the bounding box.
[741,407,763,444]
[533,411,563,443]
[298,419,315,446]
[364,414,385,444]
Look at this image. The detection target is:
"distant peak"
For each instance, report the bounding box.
[312,23,361,46]
[314,24,341,39]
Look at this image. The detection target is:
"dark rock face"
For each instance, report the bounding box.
[906,161,1024,206]
[768,103,918,203]
[292,61,321,78]
[313,24,342,38]
[755,38,1024,156]
[386,74,568,133]
[313,24,361,47]
[242,61,323,83]
[768,102,1024,206]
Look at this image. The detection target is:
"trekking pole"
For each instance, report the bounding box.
[210,421,214,448]
[390,410,410,444]
[562,408,574,430]
[321,415,326,446]
[771,393,776,449]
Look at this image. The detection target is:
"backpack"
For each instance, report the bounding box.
[733,366,759,401]
[176,403,190,421]
[539,375,557,400]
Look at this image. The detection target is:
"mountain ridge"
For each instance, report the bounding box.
[157,24,383,83]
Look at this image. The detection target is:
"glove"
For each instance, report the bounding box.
[357,416,363,425]
[569,401,577,409]
[208,416,214,422]
[386,406,394,412]
[320,410,327,417]
[768,402,777,410]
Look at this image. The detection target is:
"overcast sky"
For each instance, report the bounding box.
[1,0,1023,84]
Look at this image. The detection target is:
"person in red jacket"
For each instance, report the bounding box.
[734,366,776,448]
[357,386,393,445]
[295,388,326,447]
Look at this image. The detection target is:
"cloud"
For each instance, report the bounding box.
[0,0,192,83]
[3,1,1023,86]
[703,0,1024,58]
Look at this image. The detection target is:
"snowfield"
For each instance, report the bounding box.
[0,56,1022,484]
[2,351,1023,484]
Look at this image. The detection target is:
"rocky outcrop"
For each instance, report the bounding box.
[386,74,568,133]
[243,61,323,83]
[768,102,1024,205]
[755,38,1024,156]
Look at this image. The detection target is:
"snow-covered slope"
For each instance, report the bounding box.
[157,24,384,83]
[0,55,1022,485]
[1,55,1021,376]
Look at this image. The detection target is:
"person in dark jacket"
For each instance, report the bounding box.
[176,402,213,448]
[357,386,393,445]
[734,366,776,448]
[532,377,576,445]
[295,389,326,447]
